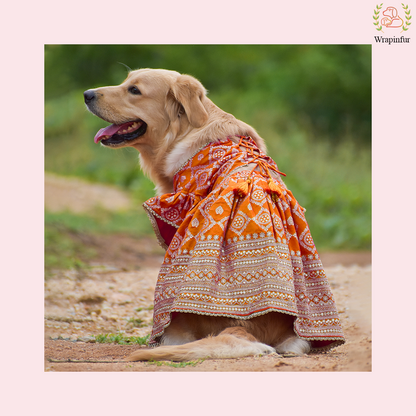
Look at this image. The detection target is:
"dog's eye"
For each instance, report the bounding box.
[128,86,142,95]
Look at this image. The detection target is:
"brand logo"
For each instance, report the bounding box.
[374,3,412,43]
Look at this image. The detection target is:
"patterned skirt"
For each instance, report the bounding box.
[143,138,345,351]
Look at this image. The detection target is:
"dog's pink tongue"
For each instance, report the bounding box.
[94,123,135,143]
[94,124,122,143]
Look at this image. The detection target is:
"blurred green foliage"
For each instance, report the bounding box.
[45,44,371,254]
[45,44,371,143]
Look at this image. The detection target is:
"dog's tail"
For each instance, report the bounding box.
[125,333,276,362]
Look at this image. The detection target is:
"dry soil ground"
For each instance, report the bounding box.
[44,173,371,372]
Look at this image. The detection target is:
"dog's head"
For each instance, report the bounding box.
[84,68,209,149]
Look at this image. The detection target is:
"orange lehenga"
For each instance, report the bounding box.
[143,137,345,351]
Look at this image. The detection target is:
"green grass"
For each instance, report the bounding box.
[135,305,154,312]
[44,208,154,275]
[147,359,205,368]
[45,222,96,276]
[45,208,153,236]
[126,318,145,328]
[94,333,150,345]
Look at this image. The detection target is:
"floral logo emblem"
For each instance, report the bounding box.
[374,3,412,32]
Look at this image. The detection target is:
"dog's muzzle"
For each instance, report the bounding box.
[83,89,147,146]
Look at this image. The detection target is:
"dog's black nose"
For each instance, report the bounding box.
[84,90,96,104]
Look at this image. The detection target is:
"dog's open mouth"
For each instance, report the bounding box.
[94,120,147,146]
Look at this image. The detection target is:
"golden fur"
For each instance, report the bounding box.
[84,68,311,361]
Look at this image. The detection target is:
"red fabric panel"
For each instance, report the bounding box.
[155,217,177,247]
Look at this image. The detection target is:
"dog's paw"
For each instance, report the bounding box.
[253,342,277,356]
[275,337,311,356]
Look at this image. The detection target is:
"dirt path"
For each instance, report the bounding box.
[45,172,132,213]
[44,173,371,372]
[44,255,371,372]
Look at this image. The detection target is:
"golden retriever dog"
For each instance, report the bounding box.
[84,69,265,196]
[84,68,337,361]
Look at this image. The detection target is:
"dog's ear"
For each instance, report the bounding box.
[168,75,208,128]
